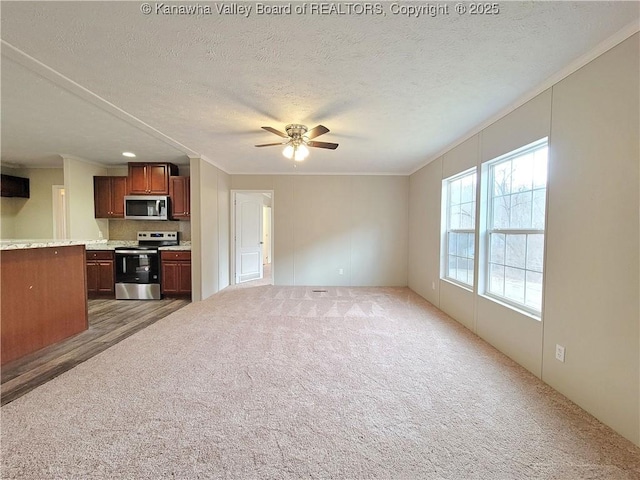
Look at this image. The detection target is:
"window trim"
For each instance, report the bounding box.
[442,167,477,289]
[482,137,548,318]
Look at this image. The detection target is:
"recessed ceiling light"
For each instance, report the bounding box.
[122,152,136,158]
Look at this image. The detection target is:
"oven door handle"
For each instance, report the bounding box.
[116,249,158,255]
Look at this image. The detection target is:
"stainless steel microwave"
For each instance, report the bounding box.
[124,196,169,220]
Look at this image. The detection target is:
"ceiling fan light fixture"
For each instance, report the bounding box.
[282,144,295,159]
[295,144,309,162]
[259,124,338,160]
[283,142,309,161]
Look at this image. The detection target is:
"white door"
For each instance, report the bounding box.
[235,193,263,283]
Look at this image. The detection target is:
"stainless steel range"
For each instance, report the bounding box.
[115,231,179,300]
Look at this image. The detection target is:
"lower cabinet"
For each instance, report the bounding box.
[86,250,115,297]
[161,250,191,296]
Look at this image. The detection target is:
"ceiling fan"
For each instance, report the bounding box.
[255,124,339,161]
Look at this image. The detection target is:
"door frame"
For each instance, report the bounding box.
[230,189,274,285]
[51,185,67,240]
[262,204,272,265]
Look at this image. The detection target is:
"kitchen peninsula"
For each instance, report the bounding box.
[0,240,97,364]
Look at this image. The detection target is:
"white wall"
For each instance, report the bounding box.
[543,33,639,445]
[0,167,64,239]
[190,157,230,301]
[106,167,128,176]
[408,158,442,305]
[217,169,230,290]
[231,175,409,287]
[0,197,19,238]
[407,33,640,445]
[191,157,216,301]
[0,166,23,238]
[350,177,408,286]
[63,156,108,239]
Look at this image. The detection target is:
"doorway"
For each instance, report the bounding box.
[52,185,67,240]
[231,190,274,285]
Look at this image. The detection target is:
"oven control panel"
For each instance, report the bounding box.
[137,231,178,241]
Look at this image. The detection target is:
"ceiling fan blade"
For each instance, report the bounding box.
[307,141,339,150]
[255,142,286,147]
[261,126,289,138]
[306,125,330,139]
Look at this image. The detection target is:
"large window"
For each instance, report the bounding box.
[485,138,548,315]
[443,168,477,287]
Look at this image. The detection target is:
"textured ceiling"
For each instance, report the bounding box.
[1,51,192,167]
[1,1,638,173]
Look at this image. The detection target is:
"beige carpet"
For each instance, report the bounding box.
[2,286,639,479]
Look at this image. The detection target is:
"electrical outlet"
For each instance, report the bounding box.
[338,268,344,275]
[431,281,436,290]
[555,344,565,363]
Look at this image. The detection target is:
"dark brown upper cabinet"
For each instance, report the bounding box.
[94,176,127,218]
[127,163,178,195]
[170,176,190,220]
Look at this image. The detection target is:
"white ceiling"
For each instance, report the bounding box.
[1,1,638,174]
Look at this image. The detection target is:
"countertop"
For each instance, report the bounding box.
[1,239,107,251]
[1,240,191,251]
[85,241,137,250]
[157,244,192,251]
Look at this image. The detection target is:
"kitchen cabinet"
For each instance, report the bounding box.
[86,250,115,297]
[161,251,191,296]
[1,174,30,198]
[170,176,190,219]
[128,163,178,195]
[94,176,127,218]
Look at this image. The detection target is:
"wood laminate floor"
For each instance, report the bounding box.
[1,297,190,406]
